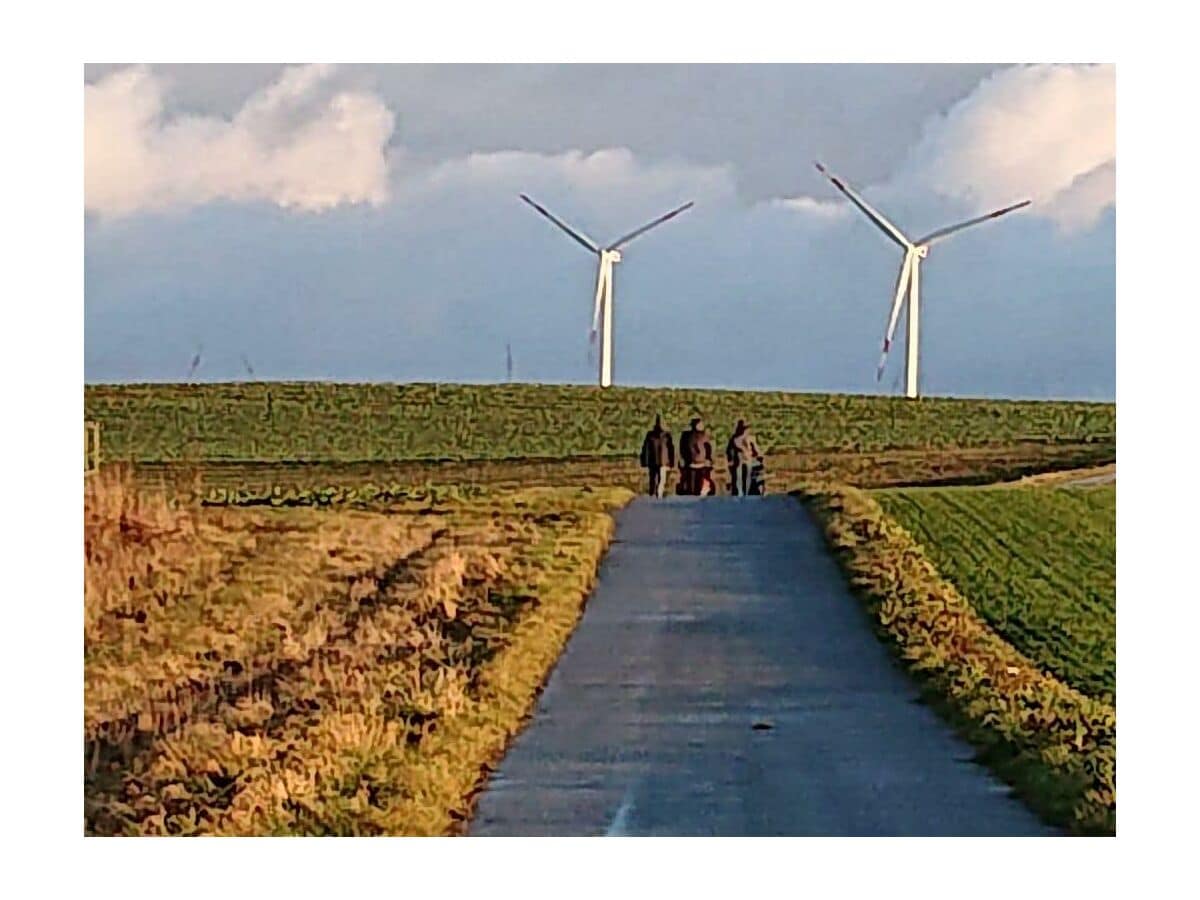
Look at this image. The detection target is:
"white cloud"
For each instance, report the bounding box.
[1047,160,1116,232]
[416,147,734,204]
[771,195,848,218]
[85,65,395,216]
[85,63,1115,238]
[779,64,1115,234]
[397,146,735,243]
[901,63,1115,231]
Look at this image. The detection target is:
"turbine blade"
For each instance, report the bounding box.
[877,251,914,380]
[519,194,600,254]
[607,201,694,250]
[814,161,911,250]
[916,200,1032,246]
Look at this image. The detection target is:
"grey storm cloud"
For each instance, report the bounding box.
[84,63,1115,400]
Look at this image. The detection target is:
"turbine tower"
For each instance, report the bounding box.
[520,194,693,387]
[814,162,1030,399]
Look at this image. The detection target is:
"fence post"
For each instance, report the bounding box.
[85,421,101,476]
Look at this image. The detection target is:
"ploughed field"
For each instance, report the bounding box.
[875,484,1115,702]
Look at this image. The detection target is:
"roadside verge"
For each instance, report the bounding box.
[795,484,1115,835]
[85,469,634,835]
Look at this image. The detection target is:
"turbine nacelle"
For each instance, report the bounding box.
[915,245,929,259]
[601,249,622,264]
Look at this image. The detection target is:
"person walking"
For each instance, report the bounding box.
[695,420,715,495]
[725,424,739,495]
[679,416,715,496]
[639,414,675,498]
[678,418,696,495]
[728,418,762,497]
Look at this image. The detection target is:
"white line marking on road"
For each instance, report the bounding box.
[605,784,637,836]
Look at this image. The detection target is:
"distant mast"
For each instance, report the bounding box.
[186,344,203,382]
[506,342,513,382]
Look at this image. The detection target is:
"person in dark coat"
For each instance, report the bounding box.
[725,423,740,494]
[678,416,715,496]
[639,414,675,497]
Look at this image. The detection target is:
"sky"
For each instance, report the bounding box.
[83,64,1115,400]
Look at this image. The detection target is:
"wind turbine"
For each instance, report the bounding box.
[814,161,1031,399]
[520,194,694,387]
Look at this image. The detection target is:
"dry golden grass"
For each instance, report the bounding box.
[85,465,196,632]
[85,467,438,748]
[84,468,631,835]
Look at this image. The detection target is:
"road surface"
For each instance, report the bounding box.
[1018,464,1116,488]
[470,495,1056,836]
[1058,471,1116,487]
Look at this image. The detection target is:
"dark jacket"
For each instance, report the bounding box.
[680,428,714,467]
[640,428,675,468]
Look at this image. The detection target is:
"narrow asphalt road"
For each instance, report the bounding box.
[470,495,1056,836]
[1059,471,1116,487]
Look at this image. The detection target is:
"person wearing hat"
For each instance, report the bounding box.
[639,414,675,498]
[678,416,715,496]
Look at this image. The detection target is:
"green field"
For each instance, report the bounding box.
[85,382,1115,463]
[876,484,1115,701]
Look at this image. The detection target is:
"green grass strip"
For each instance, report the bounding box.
[797,483,1115,835]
